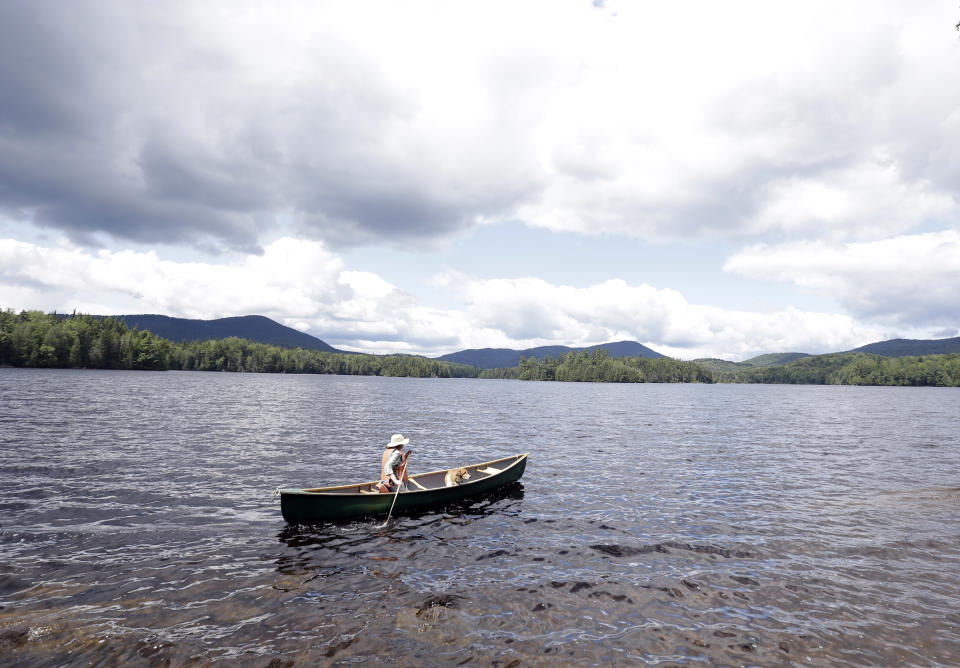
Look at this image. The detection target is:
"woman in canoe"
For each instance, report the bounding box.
[376,433,427,493]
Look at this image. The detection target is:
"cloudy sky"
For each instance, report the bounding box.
[1,1,958,360]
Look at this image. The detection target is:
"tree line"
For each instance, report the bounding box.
[0,310,478,378]
[711,351,960,387]
[478,348,713,383]
[0,310,172,370]
[3,309,959,386]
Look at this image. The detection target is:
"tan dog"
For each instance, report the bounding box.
[443,467,471,487]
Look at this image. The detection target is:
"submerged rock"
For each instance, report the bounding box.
[0,623,30,648]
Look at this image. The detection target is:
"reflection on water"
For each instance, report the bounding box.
[1,369,959,665]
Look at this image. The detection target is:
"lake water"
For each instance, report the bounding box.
[1,368,959,666]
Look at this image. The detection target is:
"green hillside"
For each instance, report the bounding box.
[691,352,810,375]
[437,340,665,369]
[717,351,960,386]
[114,314,344,352]
[479,348,711,383]
[690,358,747,374]
[743,352,811,367]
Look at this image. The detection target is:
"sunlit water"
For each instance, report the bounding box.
[1,368,959,666]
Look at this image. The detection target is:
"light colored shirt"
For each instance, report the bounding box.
[383,449,404,479]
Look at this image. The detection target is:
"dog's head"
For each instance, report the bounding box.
[454,468,471,482]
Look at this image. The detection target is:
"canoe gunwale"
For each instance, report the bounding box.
[283,453,528,496]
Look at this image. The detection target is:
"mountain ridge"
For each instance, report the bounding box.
[435,340,665,369]
[99,314,960,364]
[111,314,345,353]
[694,337,960,372]
[692,352,811,375]
[848,336,960,357]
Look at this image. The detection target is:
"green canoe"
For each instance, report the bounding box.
[278,453,528,523]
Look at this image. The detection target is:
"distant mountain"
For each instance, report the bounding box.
[849,337,960,357]
[693,337,960,374]
[690,358,746,374]
[742,352,811,367]
[436,340,665,369]
[114,314,344,352]
[692,352,811,374]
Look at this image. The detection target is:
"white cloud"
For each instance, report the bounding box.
[2,1,958,250]
[0,236,336,316]
[445,274,887,359]
[724,230,960,327]
[747,153,954,239]
[0,236,473,354]
[1,238,899,359]
[513,0,960,242]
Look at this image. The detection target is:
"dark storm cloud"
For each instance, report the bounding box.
[137,137,275,213]
[0,2,263,248]
[0,2,538,251]
[293,167,539,249]
[0,2,105,136]
[3,2,954,257]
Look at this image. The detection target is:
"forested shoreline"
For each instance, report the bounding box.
[478,348,712,383]
[2,309,959,386]
[0,310,478,378]
[713,351,960,386]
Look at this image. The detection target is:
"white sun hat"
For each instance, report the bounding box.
[387,433,410,448]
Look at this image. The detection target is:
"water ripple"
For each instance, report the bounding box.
[1,370,959,665]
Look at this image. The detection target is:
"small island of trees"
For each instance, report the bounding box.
[479,348,712,383]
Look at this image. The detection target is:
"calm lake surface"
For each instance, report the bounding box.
[1,368,959,666]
